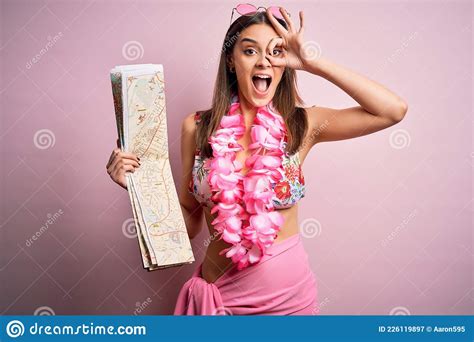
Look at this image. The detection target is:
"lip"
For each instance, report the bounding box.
[251,74,272,97]
[252,72,272,78]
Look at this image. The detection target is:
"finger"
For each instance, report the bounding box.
[280,7,295,33]
[107,156,121,175]
[267,37,284,55]
[266,54,287,68]
[124,165,138,176]
[118,158,140,170]
[106,149,137,171]
[123,159,140,168]
[298,11,305,34]
[266,8,288,36]
[113,160,139,176]
[123,164,138,173]
[108,156,140,175]
[118,151,140,162]
[116,164,137,175]
[106,148,121,169]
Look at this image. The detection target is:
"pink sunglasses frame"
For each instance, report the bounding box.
[229,3,290,25]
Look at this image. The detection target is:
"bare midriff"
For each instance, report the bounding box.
[200,202,301,284]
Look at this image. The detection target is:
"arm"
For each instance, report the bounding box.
[264,9,408,147]
[178,113,204,240]
[304,56,408,145]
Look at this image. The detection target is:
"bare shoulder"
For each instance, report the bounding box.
[181,112,197,136]
[179,112,203,216]
[180,112,198,155]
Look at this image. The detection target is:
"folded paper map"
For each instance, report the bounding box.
[110,64,195,271]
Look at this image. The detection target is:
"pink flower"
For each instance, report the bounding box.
[208,157,243,190]
[220,241,247,264]
[246,155,282,170]
[248,126,282,150]
[244,213,283,247]
[246,243,263,265]
[210,202,244,222]
[255,111,285,138]
[207,96,287,270]
[221,114,244,130]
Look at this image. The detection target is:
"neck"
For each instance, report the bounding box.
[237,89,257,127]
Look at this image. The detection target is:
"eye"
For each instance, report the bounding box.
[244,48,257,55]
[272,48,283,56]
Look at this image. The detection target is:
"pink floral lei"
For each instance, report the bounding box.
[207,93,286,270]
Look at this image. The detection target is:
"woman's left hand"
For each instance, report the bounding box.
[265,8,317,71]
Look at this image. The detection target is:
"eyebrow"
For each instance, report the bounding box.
[239,37,281,45]
[240,37,258,44]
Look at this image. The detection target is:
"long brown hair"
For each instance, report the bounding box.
[196,11,308,158]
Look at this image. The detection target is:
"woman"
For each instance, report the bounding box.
[106,5,407,315]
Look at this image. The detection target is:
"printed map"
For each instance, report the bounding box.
[110,64,195,270]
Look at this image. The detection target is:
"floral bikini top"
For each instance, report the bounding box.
[188,112,306,209]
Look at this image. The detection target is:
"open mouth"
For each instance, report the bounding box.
[251,74,272,94]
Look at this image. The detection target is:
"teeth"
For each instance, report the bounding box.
[254,74,271,79]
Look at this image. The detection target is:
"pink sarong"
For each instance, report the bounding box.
[174,233,319,315]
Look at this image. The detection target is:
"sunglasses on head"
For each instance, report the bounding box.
[229,3,290,25]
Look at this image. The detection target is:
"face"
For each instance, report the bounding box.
[229,23,285,108]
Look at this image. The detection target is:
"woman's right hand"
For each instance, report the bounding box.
[106,139,141,190]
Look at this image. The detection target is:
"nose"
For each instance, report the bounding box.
[256,52,272,68]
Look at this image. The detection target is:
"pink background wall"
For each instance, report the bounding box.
[1,0,472,315]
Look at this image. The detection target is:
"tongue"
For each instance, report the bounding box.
[254,78,267,92]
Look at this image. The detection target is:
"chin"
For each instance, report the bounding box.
[243,85,276,108]
[249,96,272,108]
